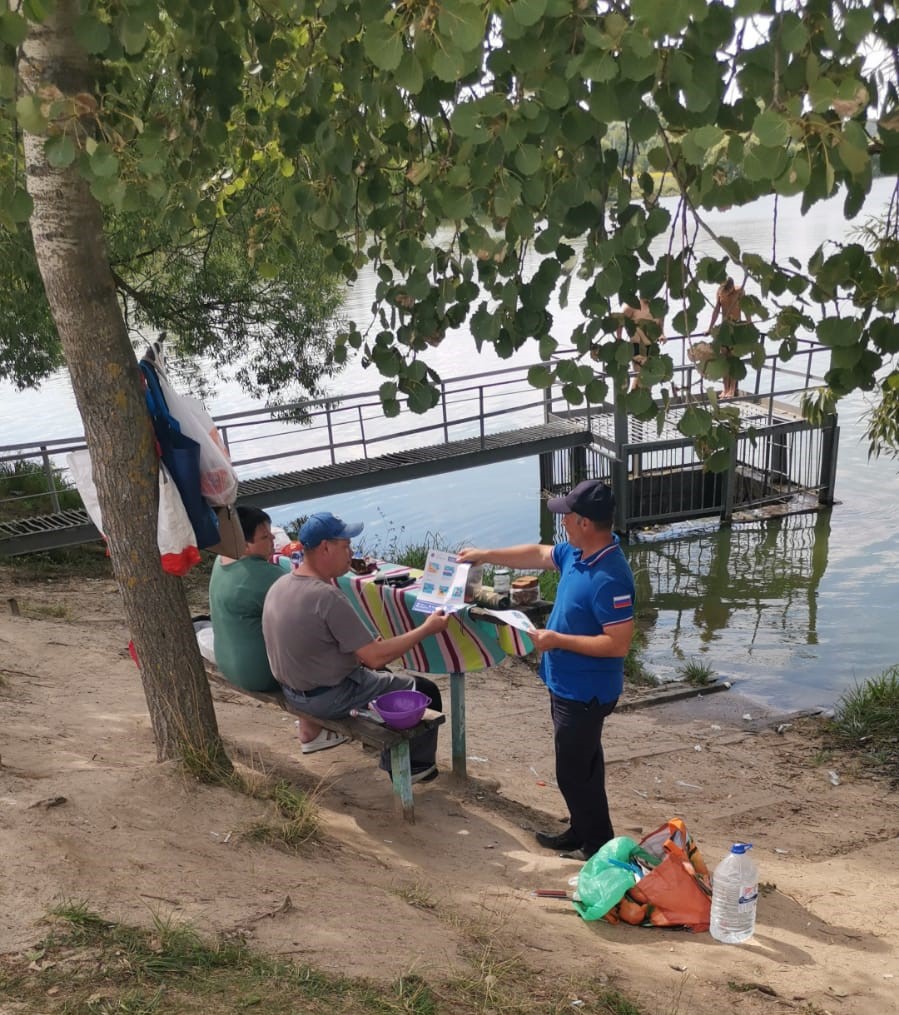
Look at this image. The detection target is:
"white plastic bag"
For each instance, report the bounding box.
[154,371,239,506]
[157,461,201,575]
[67,449,104,534]
[68,448,200,576]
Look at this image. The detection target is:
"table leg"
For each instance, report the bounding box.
[390,741,415,823]
[450,671,466,779]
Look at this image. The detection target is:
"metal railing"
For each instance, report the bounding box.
[0,338,834,532]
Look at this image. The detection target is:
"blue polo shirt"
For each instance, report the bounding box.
[539,537,636,704]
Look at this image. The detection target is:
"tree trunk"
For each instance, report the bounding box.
[19,2,229,773]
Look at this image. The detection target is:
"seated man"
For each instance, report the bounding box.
[262,510,450,783]
[209,505,346,754]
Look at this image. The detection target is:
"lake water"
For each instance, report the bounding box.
[1,178,896,712]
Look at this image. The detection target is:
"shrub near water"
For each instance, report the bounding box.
[0,460,82,522]
[830,666,899,772]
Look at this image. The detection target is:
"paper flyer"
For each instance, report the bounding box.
[412,549,469,615]
[469,608,537,633]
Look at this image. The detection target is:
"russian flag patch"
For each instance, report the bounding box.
[613,594,633,609]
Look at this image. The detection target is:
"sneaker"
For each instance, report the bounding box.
[301,728,350,754]
[535,828,580,851]
[410,764,439,784]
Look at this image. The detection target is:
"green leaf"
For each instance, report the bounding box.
[540,76,569,110]
[395,50,424,93]
[0,11,28,46]
[752,109,791,147]
[528,364,554,388]
[363,21,403,72]
[704,448,731,472]
[433,43,467,82]
[817,316,862,348]
[89,145,119,178]
[438,0,485,52]
[15,95,46,134]
[778,12,808,53]
[74,13,111,54]
[678,405,713,437]
[509,0,549,29]
[45,135,76,168]
[625,387,653,415]
[514,145,541,176]
[119,14,148,55]
[585,378,608,404]
[7,187,33,223]
[838,120,870,176]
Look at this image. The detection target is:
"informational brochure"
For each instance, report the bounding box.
[412,549,470,615]
[469,608,537,633]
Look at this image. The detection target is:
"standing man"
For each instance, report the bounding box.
[708,277,746,398]
[616,298,664,391]
[457,480,634,860]
[263,511,450,783]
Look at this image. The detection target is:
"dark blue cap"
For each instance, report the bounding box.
[298,511,364,549]
[546,480,615,523]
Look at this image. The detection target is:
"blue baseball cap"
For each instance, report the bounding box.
[547,480,615,523]
[298,511,364,549]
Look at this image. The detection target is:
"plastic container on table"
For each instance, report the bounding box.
[709,843,759,943]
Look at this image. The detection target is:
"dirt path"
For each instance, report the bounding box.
[1,569,898,1014]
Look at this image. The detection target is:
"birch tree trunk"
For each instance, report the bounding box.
[19,2,229,772]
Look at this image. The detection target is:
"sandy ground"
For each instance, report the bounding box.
[1,567,898,1015]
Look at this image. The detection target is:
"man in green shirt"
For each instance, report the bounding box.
[208,506,347,754]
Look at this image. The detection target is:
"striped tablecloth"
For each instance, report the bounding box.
[335,567,534,674]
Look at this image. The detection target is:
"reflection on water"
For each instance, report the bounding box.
[626,506,892,712]
[629,511,830,667]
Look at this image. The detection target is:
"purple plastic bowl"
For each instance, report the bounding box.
[369,689,432,730]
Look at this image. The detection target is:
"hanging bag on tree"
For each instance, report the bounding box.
[67,449,201,576]
[138,358,220,549]
[144,356,239,506]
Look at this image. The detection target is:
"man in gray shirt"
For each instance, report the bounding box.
[263,511,449,783]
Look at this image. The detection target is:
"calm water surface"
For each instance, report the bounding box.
[1,179,896,711]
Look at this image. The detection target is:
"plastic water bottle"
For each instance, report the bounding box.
[710,843,758,943]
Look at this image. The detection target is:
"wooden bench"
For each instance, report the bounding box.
[203,659,445,823]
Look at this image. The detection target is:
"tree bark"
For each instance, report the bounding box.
[19,2,229,772]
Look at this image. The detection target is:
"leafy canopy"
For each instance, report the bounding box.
[1,0,897,458]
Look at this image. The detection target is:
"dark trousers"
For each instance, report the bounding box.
[550,691,618,853]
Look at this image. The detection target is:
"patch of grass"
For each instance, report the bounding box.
[2,543,113,579]
[1,906,648,1015]
[0,459,83,523]
[597,988,645,1014]
[678,657,716,686]
[21,600,71,620]
[829,666,899,774]
[390,880,438,911]
[242,778,320,850]
[624,622,657,688]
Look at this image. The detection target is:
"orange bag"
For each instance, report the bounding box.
[606,818,712,932]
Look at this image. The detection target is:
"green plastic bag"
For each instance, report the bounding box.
[573,836,641,922]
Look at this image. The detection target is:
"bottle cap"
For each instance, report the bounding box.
[730,843,753,854]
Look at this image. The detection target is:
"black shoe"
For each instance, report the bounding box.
[535,828,580,851]
[560,846,598,862]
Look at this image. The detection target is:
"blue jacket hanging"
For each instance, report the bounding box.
[139,359,220,550]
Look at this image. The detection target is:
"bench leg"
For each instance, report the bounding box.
[389,740,415,823]
[450,671,466,779]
